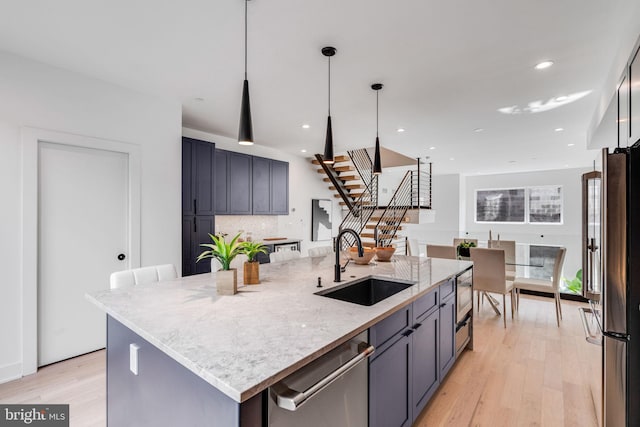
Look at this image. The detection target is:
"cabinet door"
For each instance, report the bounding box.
[619,72,630,147]
[194,141,216,216]
[182,140,195,215]
[271,160,289,214]
[439,293,456,379]
[193,216,215,275]
[228,152,252,214]
[252,156,271,214]
[214,149,229,214]
[630,46,640,144]
[369,335,412,427]
[412,308,439,420]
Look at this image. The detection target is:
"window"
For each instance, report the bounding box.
[475,186,563,224]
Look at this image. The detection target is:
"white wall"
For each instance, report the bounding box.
[463,167,591,278]
[0,52,182,383]
[403,174,461,255]
[181,128,338,255]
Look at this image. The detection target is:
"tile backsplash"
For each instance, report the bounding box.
[215,216,280,241]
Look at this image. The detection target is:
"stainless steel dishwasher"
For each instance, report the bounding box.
[268,331,373,427]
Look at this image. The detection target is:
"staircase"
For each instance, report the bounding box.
[313,150,431,251]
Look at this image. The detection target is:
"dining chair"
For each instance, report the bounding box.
[488,240,516,281]
[110,264,178,289]
[426,244,457,260]
[470,247,515,328]
[512,247,566,327]
[308,246,333,257]
[269,250,302,263]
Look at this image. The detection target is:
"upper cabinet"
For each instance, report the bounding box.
[215,149,289,215]
[630,44,640,145]
[182,137,215,216]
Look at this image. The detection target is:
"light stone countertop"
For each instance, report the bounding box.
[86,255,472,403]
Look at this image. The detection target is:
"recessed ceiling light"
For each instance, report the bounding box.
[397,128,405,133]
[300,149,307,153]
[449,157,455,161]
[473,128,484,133]
[555,127,564,132]
[535,60,554,70]
[567,143,575,147]
[429,146,436,150]
[564,164,570,167]
[302,124,310,129]
[555,96,568,102]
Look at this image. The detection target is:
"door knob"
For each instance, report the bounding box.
[117,253,126,261]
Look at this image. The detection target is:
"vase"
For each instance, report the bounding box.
[243,261,260,285]
[375,246,396,262]
[216,269,237,295]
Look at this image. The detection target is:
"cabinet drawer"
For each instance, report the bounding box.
[370,305,411,350]
[413,287,438,321]
[440,279,455,300]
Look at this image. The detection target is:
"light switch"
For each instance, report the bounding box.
[130,343,140,375]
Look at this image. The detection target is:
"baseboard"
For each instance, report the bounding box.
[0,362,22,384]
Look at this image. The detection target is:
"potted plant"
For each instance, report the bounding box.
[562,268,583,294]
[456,240,476,258]
[196,232,243,295]
[240,241,268,285]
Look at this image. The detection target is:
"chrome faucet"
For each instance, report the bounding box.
[335,228,364,282]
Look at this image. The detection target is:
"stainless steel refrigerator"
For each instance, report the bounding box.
[599,144,640,426]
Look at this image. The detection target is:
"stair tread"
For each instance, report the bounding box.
[311,155,349,165]
[370,216,409,222]
[333,166,355,172]
[329,184,364,190]
[365,225,402,230]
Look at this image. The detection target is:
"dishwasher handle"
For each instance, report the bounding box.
[270,341,375,411]
[578,307,602,346]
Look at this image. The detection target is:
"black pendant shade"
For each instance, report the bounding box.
[238,79,253,145]
[238,0,254,145]
[372,83,383,174]
[373,136,382,174]
[324,115,334,163]
[322,46,336,164]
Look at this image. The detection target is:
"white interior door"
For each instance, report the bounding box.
[38,141,128,366]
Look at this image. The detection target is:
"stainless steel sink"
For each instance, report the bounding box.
[315,276,416,306]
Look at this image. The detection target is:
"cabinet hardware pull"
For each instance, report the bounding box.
[194,199,197,213]
[439,303,446,308]
[193,216,197,232]
[402,329,414,337]
[412,323,422,330]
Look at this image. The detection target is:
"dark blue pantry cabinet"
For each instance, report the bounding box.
[182,138,216,276]
[369,279,456,427]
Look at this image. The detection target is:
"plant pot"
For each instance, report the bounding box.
[457,247,471,258]
[243,261,260,285]
[375,246,396,262]
[216,269,238,295]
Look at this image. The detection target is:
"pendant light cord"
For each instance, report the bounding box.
[328,56,331,115]
[376,91,379,137]
[244,0,248,79]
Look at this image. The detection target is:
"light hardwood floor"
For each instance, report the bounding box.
[0,296,599,427]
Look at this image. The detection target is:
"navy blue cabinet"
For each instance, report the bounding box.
[251,156,271,214]
[182,138,216,276]
[270,159,289,214]
[228,152,253,215]
[216,150,288,215]
[369,281,458,426]
[439,287,457,379]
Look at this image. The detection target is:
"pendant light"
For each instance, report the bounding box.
[322,46,336,164]
[238,0,253,145]
[372,83,383,174]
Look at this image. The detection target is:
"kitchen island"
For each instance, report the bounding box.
[87,255,472,426]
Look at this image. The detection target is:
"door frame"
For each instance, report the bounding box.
[21,127,141,375]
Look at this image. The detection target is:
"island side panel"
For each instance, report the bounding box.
[107,315,263,427]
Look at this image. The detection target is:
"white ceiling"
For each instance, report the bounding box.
[1,0,639,175]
